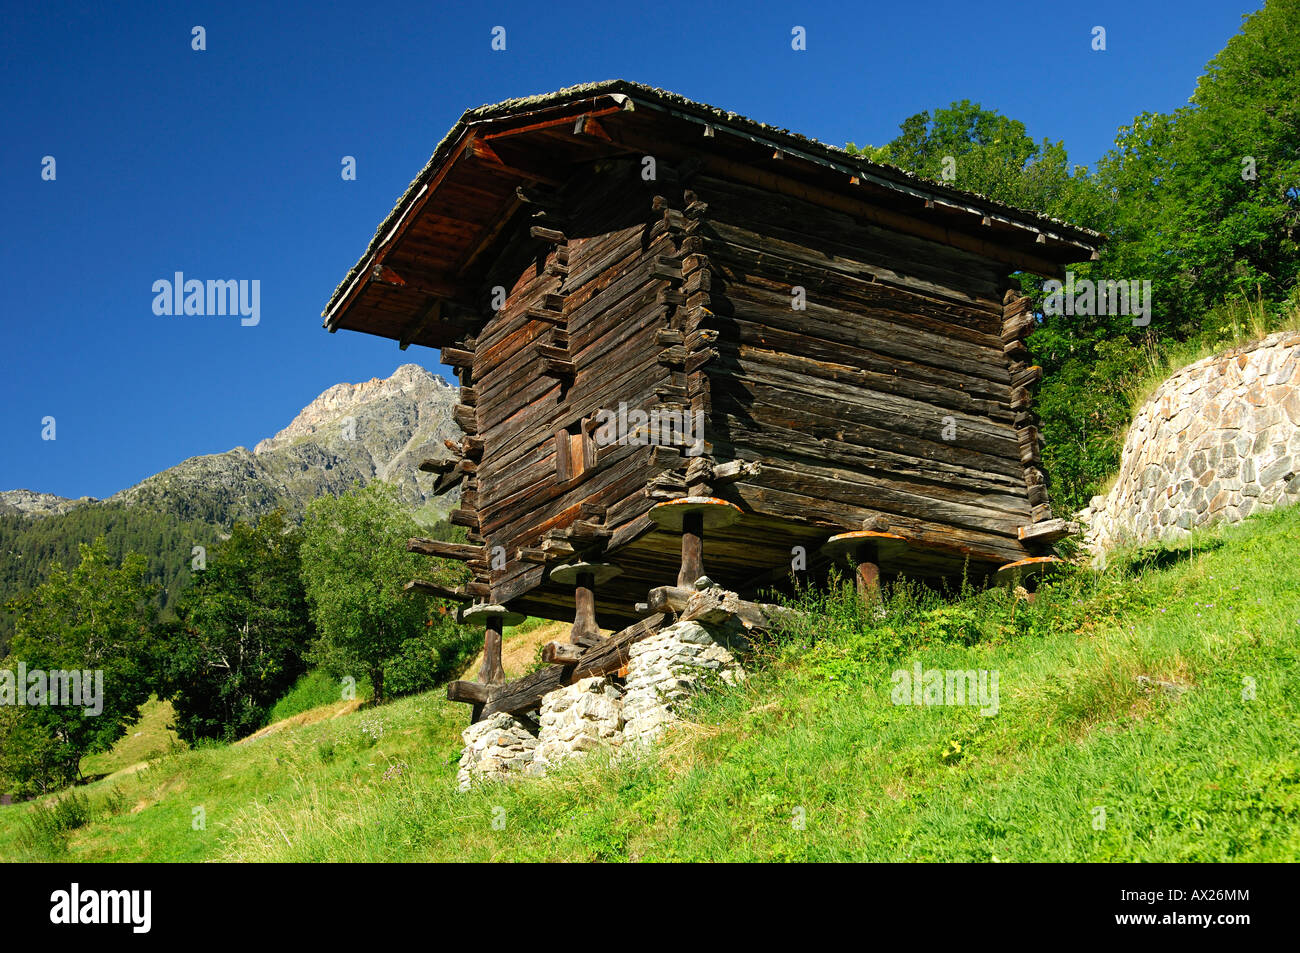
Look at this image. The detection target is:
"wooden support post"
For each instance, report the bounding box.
[648,497,742,592]
[851,541,881,600]
[679,511,704,588]
[549,562,621,647]
[572,573,598,645]
[480,616,505,686]
[459,603,525,721]
[822,530,907,605]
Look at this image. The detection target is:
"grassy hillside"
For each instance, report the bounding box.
[3,505,1298,862]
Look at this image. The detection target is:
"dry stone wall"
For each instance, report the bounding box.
[1077,331,1300,554]
[456,712,538,791]
[456,618,747,789]
[622,620,746,744]
[535,676,625,769]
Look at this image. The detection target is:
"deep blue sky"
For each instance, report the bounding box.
[1,0,1258,500]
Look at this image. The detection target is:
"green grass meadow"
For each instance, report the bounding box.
[2,505,1297,862]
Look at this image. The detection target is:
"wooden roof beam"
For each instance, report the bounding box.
[398,298,440,351]
[323,134,479,329]
[407,537,482,561]
[465,134,565,187]
[572,113,612,141]
[479,104,623,142]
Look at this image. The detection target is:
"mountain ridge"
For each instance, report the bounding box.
[0,364,462,644]
[1,364,460,526]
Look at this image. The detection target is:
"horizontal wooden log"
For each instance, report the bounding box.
[1001,311,1036,343]
[441,346,475,368]
[540,538,576,557]
[1003,339,1029,362]
[1017,519,1079,543]
[712,459,762,483]
[433,466,466,496]
[404,579,470,601]
[452,403,477,433]
[449,509,480,531]
[524,306,565,324]
[418,457,457,474]
[480,614,668,717]
[658,345,689,366]
[1012,365,1043,390]
[646,586,797,631]
[406,538,481,561]
[446,681,491,704]
[536,343,571,362]
[542,641,584,664]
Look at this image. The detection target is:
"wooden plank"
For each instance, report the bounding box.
[404,579,471,601]
[1017,519,1078,543]
[480,614,668,716]
[406,538,481,561]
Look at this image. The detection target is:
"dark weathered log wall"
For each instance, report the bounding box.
[691,173,1037,568]
[470,162,687,616]
[433,160,1054,623]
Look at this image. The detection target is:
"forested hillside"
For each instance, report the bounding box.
[0,503,216,651]
[0,363,462,647]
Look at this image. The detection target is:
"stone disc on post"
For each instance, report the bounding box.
[821,529,908,560]
[647,497,743,532]
[994,556,1066,588]
[459,603,527,627]
[549,562,623,586]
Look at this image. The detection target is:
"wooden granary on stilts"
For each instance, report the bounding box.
[322,81,1101,720]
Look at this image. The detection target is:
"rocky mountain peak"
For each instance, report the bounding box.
[254,363,454,454]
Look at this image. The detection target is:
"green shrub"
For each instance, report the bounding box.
[18,790,91,856]
[266,670,371,725]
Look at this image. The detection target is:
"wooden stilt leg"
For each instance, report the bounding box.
[479,615,505,685]
[853,543,882,601]
[571,572,598,645]
[679,511,704,588]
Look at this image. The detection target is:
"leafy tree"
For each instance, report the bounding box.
[850,2,1300,512]
[1096,0,1300,338]
[0,539,158,795]
[849,99,1108,228]
[300,482,468,704]
[158,511,313,742]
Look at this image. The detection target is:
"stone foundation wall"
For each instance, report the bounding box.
[622,620,746,745]
[456,712,538,791]
[455,617,748,788]
[1078,330,1300,554]
[535,676,625,769]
